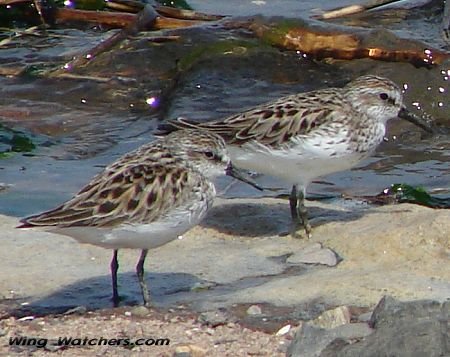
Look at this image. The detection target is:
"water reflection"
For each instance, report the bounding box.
[0,13,448,219]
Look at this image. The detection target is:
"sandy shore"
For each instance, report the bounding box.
[0,197,449,355]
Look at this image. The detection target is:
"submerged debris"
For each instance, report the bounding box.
[374,183,450,208]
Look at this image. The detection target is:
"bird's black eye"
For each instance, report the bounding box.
[204,151,216,159]
[379,93,389,100]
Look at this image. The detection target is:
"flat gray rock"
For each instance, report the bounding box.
[287,243,339,266]
[342,296,450,357]
[287,322,373,357]
[288,296,450,357]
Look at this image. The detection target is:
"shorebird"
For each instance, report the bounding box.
[162,75,433,238]
[18,129,260,306]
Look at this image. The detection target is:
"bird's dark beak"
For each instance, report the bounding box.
[226,163,263,191]
[397,106,435,134]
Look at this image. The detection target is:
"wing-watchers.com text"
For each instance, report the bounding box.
[9,336,170,348]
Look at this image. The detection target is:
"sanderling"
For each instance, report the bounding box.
[18,129,259,306]
[163,75,433,238]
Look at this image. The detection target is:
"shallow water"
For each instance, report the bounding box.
[0,0,448,314]
[0,1,448,218]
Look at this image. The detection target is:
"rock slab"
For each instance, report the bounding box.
[287,296,450,357]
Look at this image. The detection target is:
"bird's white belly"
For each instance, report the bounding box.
[228,144,367,187]
[48,214,203,250]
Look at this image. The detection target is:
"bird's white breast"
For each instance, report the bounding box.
[228,131,368,187]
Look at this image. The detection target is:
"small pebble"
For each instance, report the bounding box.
[246,305,262,315]
[190,281,216,292]
[275,324,291,336]
[45,343,65,352]
[198,309,230,327]
[312,306,351,329]
[205,327,215,335]
[17,316,35,322]
[130,306,149,317]
[64,306,87,315]
[173,344,207,357]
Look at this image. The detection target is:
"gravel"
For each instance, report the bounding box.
[1,306,293,356]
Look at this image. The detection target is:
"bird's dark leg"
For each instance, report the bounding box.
[136,249,151,307]
[297,188,312,239]
[289,185,312,239]
[289,185,300,224]
[110,249,120,307]
[289,185,301,238]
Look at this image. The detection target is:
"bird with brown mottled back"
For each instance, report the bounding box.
[162,75,433,238]
[18,129,256,307]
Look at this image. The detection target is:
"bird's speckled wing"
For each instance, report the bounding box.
[168,89,344,147]
[19,144,211,228]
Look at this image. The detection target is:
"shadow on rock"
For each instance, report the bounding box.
[3,271,207,318]
[201,200,367,237]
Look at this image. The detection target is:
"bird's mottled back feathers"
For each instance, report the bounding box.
[169,89,344,147]
[19,132,221,228]
[165,75,407,151]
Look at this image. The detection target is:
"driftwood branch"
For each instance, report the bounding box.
[0,0,222,29]
[54,8,212,30]
[51,5,449,68]
[54,8,136,28]
[313,0,449,43]
[0,0,448,77]
[247,18,449,66]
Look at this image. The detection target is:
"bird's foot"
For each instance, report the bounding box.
[142,293,152,308]
[279,221,312,239]
[111,294,121,307]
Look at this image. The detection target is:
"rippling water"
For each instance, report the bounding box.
[0,0,448,218]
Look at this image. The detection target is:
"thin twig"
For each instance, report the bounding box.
[0,0,29,4]
[0,26,43,48]
[443,0,450,43]
[51,4,158,75]
[155,5,224,21]
[105,0,224,21]
[313,0,406,20]
[33,0,49,30]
